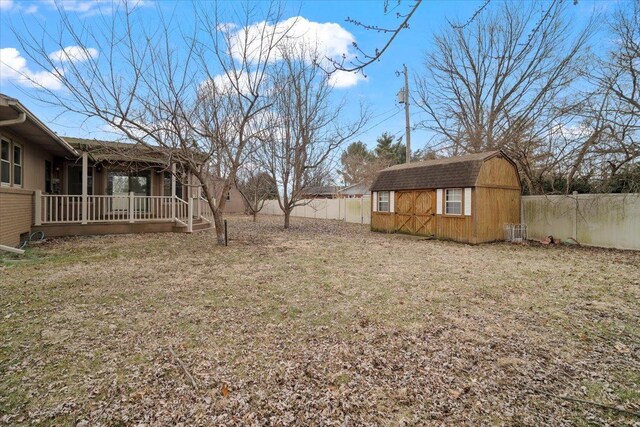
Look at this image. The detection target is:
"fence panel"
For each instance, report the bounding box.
[522,193,640,250]
[260,196,372,225]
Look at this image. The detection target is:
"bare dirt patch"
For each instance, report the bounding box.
[1,215,639,426]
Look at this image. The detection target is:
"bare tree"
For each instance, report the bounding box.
[414,0,599,194]
[235,158,277,222]
[11,1,291,244]
[589,0,640,192]
[261,43,369,228]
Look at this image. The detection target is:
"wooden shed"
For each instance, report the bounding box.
[370,151,521,243]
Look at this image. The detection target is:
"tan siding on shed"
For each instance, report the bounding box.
[0,188,34,246]
[476,156,520,188]
[475,187,520,242]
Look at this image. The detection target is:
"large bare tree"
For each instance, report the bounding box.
[11,1,291,244]
[260,43,369,228]
[415,0,599,194]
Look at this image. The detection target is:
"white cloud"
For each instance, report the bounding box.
[199,71,260,97]
[48,46,99,63]
[0,48,64,90]
[329,70,366,89]
[0,0,37,13]
[0,0,14,10]
[44,0,151,17]
[228,16,364,89]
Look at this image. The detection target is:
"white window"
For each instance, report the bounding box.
[378,191,390,212]
[0,140,9,185]
[0,139,22,187]
[13,144,22,186]
[445,188,462,215]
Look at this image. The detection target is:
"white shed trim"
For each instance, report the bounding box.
[464,188,472,216]
[436,189,443,214]
[389,190,395,213]
[372,191,378,212]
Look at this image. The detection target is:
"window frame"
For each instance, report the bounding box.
[0,139,24,187]
[444,188,463,216]
[67,164,94,195]
[12,142,22,187]
[163,170,183,199]
[377,190,390,212]
[0,139,10,186]
[45,160,53,193]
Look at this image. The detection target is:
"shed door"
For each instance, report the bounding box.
[394,190,435,236]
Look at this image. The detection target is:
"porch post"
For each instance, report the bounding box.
[81,151,88,224]
[34,190,42,226]
[196,177,201,217]
[187,197,194,233]
[171,163,176,220]
[129,191,135,223]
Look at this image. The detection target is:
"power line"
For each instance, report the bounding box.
[354,110,402,138]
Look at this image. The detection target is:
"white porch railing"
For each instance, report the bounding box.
[199,197,215,224]
[35,191,206,233]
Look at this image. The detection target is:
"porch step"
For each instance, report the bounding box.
[172,219,213,233]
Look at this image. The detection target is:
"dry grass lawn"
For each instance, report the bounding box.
[1,215,639,426]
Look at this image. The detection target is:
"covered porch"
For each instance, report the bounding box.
[34,146,214,235]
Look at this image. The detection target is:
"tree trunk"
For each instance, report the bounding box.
[252,211,257,222]
[284,211,291,229]
[212,209,225,245]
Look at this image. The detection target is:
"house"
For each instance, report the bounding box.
[0,94,213,248]
[299,185,343,199]
[369,151,521,243]
[338,182,369,198]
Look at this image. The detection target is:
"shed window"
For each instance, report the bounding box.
[445,188,462,215]
[378,191,390,212]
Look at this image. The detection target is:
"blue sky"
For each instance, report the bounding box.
[0,0,615,154]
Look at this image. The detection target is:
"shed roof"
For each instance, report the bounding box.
[370,151,504,191]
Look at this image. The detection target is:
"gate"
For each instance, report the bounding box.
[394,190,435,236]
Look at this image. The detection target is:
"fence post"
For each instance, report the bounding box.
[187,198,194,233]
[129,192,135,223]
[573,191,578,240]
[34,190,42,226]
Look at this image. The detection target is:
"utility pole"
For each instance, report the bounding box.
[398,64,411,163]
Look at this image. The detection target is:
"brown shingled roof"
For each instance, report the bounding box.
[370,151,503,191]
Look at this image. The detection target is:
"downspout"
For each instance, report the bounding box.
[0,111,26,127]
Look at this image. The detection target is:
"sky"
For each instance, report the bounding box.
[0,0,617,159]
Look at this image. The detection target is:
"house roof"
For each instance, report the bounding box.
[0,94,78,157]
[370,151,504,191]
[301,185,343,196]
[63,136,171,165]
[338,182,370,195]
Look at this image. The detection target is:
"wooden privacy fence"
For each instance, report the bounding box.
[521,193,640,250]
[262,197,372,225]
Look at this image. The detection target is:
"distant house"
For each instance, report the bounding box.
[0,94,214,247]
[299,185,343,199]
[370,151,521,243]
[338,182,369,198]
